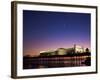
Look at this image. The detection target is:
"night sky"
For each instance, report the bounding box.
[23,10,91,56]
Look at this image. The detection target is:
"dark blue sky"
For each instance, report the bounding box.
[23,10,91,56]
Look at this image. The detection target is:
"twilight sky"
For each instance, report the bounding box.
[23,10,91,56]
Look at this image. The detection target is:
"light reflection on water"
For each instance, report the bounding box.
[23,56,91,69]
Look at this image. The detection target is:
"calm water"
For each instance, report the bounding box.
[23,55,91,69]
